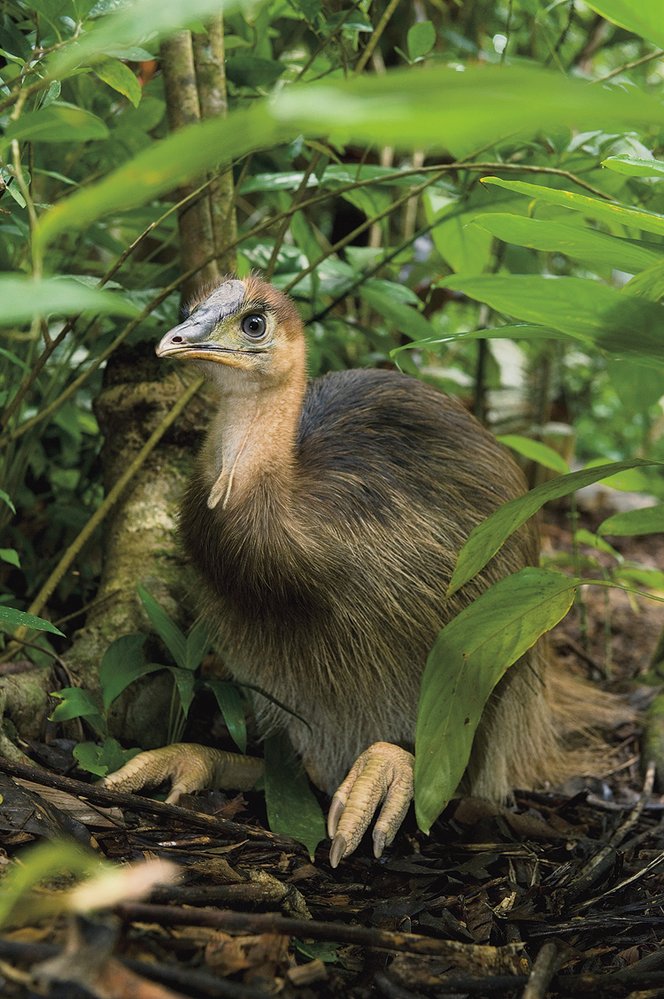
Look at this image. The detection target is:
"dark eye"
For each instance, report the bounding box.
[241,314,267,338]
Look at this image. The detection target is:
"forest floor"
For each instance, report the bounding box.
[1,506,664,999]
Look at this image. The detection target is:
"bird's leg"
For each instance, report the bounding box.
[101,744,263,804]
[326,742,414,867]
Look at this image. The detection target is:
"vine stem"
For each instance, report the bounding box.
[355,0,402,74]
[21,376,203,627]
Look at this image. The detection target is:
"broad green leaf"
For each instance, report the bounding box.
[425,192,492,275]
[442,275,664,361]
[603,156,664,179]
[94,58,142,108]
[264,732,326,860]
[449,459,660,595]
[185,619,211,671]
[474,213,660,275]
[584,0,664,48]
[36,63,664,250]
[415,568,578,832]
[407,20,436,60]
[0,606,64,637]
[98,633,164,711]
[49,687,105,736]
[482,177,664,237]
[206,679,247,754]
[497,435,569,474]
[2,104,109,148]
[0,276,139,326]
[606,357,664,409]
[0,548,20,568]
[48,0,245,77]
[73,738,140,777]
[599,505,664,537]
[137,584,187,669]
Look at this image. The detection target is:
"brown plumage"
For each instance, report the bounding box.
[106,275,621,861]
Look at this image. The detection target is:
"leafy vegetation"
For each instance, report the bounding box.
[1,0,663,844]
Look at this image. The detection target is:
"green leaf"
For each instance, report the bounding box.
[48,0,246,77]
[584,0,664,48]
[2,104,109,148]
[137,585,187,669]
[482,177,664,237]
[0,490,16,514]
[227,55,286,88]
[36,63,664,250]
[574,528,621,559]
[497,435,569,474]
[94,58,142,108]
[49,687,106,736]
[0,606,64,637]
[0,840,103,929]
[98,633,164,711]
[624,261,664,302]
[168,667,196,718]
[449,459,660,595]
[602,155,664,179]
[415,568,578,833]
[474,213,660,275]
[0,276,139,325]
[0,548,20,568]
[185,619,211,671]
[425,192,492,275]
[264,732,326,860]
[599,505,664,537]
[359,283,433,340]
[206,679,247,754]
[407,20,436,61]
[442,274,664,361]
[73,738,140,778]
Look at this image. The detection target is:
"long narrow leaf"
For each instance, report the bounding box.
[137,585,187,669]
[449,459,660,595]
[482,177,664,237]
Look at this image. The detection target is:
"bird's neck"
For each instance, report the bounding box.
[205,374,305,511]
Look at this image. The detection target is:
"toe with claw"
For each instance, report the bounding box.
[101,744,263,803]
[327,742,414,867]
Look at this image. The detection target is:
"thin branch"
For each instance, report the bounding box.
[355,0,402,74]
[596,48,664,82]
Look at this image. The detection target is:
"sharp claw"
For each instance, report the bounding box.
[329,833,347,869]
[327,794,345,837]
[373,829,386,859]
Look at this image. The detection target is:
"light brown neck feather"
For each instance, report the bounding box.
[205,348,307,510]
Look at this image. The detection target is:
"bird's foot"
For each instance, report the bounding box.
[101,743,263,804]
[327,742,414,867]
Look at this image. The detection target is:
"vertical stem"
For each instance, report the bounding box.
[160,32,219,299]
[192,15,237,275]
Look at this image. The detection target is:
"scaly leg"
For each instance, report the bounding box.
[101,744,263,803]
[326,742,414,867]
